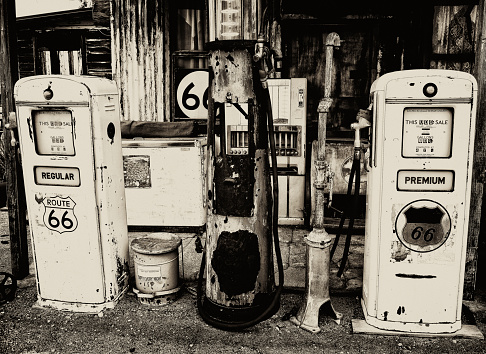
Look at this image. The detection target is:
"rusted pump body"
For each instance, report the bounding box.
[201,40,278,325]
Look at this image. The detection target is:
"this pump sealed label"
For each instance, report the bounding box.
[402,108,453,158]
[42,196,78,234]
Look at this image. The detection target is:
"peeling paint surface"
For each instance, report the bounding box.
[211,230,260,297]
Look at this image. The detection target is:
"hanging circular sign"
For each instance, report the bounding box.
[175,69,209,119]
[395,199,451,253]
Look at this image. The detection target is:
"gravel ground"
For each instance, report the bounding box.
[0,210,485,353]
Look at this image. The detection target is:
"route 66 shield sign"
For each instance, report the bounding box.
[395,199,451,253]
[42,196,78,234]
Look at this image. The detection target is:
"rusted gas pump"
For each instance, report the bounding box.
[196,37,283,330]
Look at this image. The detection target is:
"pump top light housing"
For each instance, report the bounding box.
[208,0,259,41]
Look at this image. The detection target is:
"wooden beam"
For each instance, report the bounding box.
[467,0,486,299]
[0,0,29,279]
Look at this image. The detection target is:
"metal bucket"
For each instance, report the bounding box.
[131,233,181,294]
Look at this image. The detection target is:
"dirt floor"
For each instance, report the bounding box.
[1,210,485,354]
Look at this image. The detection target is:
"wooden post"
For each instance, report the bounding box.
[0,0,29,279]
[467,0,486,300]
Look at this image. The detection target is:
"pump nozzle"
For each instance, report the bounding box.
[351,107,372,149]
[351,109,372,131]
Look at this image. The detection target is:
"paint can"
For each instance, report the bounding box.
[131,233,181,304]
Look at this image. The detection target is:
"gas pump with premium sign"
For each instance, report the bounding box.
[361,69,477,333]
[15,75,129,313]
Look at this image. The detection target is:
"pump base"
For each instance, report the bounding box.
[33,285,127,314]
[291,232,342,333]
[200,292,279,326]
[361,298,462,334]
[290,300,342,333]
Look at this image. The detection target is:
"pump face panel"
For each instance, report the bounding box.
[224,78,307,224]
[15,76,129,313]
[361,70,476,333]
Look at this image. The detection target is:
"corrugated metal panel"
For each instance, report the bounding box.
[111,0,170,122]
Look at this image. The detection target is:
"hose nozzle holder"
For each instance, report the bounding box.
[351,109,372,148]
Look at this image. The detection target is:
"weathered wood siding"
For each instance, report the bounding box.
[430,5,481,299]
[16,5,112,80]
[86,32,112,78]
[431,5,478,72]
[111,0,171,122]
[283,23,377,140]
[16,29,35,78]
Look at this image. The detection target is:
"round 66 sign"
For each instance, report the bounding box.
[42,196,78,234]
[175,69,209,119]
[395,199,451,253]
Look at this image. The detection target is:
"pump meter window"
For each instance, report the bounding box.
[402,108,453,158]
[33,110,75,156]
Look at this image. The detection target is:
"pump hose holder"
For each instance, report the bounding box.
[330,148,361,277]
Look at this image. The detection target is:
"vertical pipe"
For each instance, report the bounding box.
[314,32,340,228]
[0,0,29,279]
[291,32,342,333]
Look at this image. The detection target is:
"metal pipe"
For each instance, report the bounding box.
[315,32,340,228]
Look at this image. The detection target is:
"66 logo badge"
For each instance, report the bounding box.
[42,196,78,234]
[395,199,451,253]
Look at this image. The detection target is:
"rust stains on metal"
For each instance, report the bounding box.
[214,155,254,217]
[211,230,260,297]
[391,240,411,262]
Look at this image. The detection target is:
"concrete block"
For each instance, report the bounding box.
[283,266,306,289]
[277,227,293,244]
[289,242,306,268]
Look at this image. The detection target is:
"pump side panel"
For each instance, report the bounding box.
[91,91,130,301]
[362,91,385,317]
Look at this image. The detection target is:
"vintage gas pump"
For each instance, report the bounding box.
[15,75,129,313]
[197,0,283,330]
[361,69,477,333]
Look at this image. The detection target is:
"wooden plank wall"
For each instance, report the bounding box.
[111,0,171,122]
[431,4,480,299]
[431,5,477,73]
[282,23,376,140]
[86,31,112,78]
[16,28,112,79]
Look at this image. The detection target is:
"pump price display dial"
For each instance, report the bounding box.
[395,200,451,252]
[33,110,75,156]
[402,108,453,158]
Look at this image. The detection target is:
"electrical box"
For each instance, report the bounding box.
[362,69,477,333]
[122,137,207,228]
[15,75,129,313]
[224,78,307,224]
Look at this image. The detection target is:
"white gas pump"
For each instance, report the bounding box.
[15,75,129,313]
[362,69,477,333]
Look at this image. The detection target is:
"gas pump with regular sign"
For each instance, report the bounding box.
[15,75,129,313]
[361,69,476,333]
